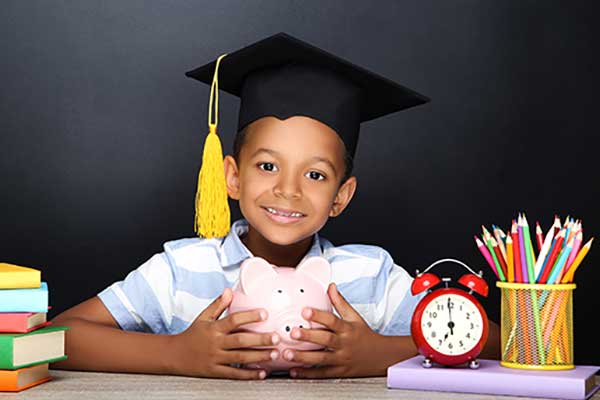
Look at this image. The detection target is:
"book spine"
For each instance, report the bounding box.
[0,335,15,369]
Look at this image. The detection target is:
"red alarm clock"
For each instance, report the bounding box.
[410,258,489,369]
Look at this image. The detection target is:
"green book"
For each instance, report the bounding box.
[0,325,68,370]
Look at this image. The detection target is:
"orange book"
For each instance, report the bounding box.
[0,363,51,392]
[0,312,49,333]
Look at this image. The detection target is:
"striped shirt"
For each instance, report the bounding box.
[98,219,424,336]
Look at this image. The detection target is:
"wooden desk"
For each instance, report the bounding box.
[3,370,599,399]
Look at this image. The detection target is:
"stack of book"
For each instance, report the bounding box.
[0,262,68,392]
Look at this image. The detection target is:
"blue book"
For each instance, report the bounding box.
[0,282,48,312]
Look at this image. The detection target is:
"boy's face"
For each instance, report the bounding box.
[224,116,357,246]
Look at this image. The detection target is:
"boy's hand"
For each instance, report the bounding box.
[168,288,280,380]
[284,283,390,378]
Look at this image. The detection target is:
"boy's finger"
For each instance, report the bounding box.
[221,348,280,365]
[212,365,267,380]
[303,307,344,333]
[222,331,280,350]
[328,283,362,321]
[282,348,335,366]
[289,327,340,349]
[218,308,268,333]
[199,288,233,321]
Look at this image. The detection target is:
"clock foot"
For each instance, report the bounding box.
[469,359,480,369]
[422,358,433,368]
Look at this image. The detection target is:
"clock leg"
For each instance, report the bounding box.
[469,359,480,369]
[422,357,433,368]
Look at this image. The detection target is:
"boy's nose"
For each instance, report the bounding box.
[273,179,302,199]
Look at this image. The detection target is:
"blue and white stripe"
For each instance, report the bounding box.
[98,219,424,336]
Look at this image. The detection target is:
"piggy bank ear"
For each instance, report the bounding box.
[296,256,331,289]
[240,257,277,296]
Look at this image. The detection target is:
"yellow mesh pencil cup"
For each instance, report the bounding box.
[497,281,576,370]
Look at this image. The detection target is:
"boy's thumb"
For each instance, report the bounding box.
[199,288,233,321]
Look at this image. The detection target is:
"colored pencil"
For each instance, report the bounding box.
[546,237,574,284]
[561,237,594,283]
[518,216,528,283]
[543,291,569,354]
[552,215,561,236]
[493,225,507,261]
[522,214,536,283]
[491,237,508,280]
[519,215,546,362]
[564,231,583,274]
[538,229,566,284]
[564,221,573,249]
[485,235,506,282]
[474,236,500,280]
[506,234,514,283]
[511,220,522,283]
[565,221,578,244]
[482,225,492,242]
[533,222,555,280]
[535,222,544,252]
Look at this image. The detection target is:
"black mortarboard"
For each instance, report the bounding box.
[186,32,429,239]
[185,32,429,158]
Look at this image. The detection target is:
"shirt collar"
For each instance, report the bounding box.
[219,219,323,268]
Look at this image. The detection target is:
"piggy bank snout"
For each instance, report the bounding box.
[277,316,311,343]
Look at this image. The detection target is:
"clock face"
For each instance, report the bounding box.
[420,293,484,356]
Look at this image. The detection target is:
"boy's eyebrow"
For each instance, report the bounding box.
[250,148,338,175]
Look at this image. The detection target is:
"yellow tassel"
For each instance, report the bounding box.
[194,54,230,238]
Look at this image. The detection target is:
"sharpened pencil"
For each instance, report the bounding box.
[561,237,594,283]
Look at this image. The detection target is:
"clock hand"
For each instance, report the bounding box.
[447,297,454,335]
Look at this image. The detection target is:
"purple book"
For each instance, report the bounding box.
[387,356,600,400]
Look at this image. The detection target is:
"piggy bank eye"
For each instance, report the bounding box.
[277,289,283,293]
[300,288,305,293]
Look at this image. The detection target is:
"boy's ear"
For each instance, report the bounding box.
[329,176,357,217]
[223,155,241,200]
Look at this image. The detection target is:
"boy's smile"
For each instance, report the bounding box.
[262,205,306,224]
[223,116,357,266]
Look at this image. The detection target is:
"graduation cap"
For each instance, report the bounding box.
[185,32,429,238]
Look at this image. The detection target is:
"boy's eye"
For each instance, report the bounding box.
[306,171,325,181]
[258,162,278,172]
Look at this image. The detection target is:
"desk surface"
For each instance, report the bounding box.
[2,370,598,400]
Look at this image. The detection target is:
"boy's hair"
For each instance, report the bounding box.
[232,126,354,185]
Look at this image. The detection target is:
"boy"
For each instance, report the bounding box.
[52,33,500,380]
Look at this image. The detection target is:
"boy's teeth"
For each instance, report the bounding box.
[266,207,303,217]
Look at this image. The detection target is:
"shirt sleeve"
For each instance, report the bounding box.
[372,249,426,336]
[97,252,175,334]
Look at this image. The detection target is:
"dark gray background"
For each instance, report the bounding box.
[1,1,599,365]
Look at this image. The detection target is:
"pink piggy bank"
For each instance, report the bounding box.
[228,256,333,373]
